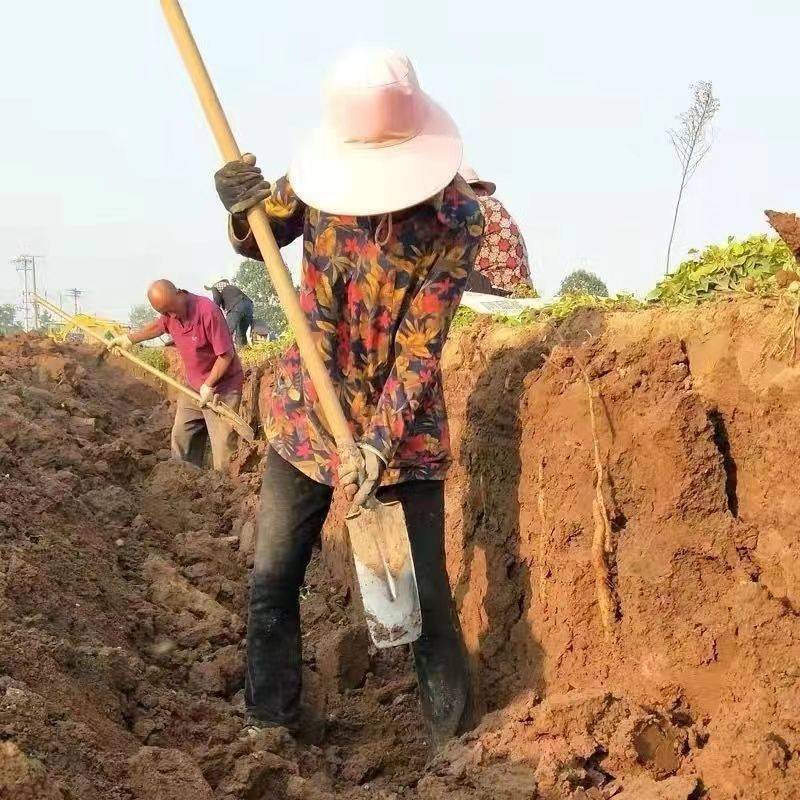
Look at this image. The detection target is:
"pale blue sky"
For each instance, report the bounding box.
[1,0,797,322]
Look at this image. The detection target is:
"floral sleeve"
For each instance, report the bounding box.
[228,175,306,257]
[298,214,346,375]
[360,184,484,464]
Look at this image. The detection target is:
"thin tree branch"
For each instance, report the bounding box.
[665,81,720,274]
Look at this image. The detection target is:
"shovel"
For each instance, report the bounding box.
[160,0,421,648]
[345,498,421,646]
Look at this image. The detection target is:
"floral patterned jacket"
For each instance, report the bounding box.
[473,195,531,292]
[229,175,484,486]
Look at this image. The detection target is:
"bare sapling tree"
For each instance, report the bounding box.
[665,81,720,274]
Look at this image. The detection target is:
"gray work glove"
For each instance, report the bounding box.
[338,445,387,508]
[214,153,271,215]
[198,383,216,408]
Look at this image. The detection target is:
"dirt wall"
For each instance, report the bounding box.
[243,298,799,798]
[438,299,799,798]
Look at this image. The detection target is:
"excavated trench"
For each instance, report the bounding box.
[0,296,798,800]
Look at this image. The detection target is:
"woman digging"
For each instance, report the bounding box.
[213,47,484,750]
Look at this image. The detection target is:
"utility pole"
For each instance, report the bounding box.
[66,288,83,315]
[10,255,39,330]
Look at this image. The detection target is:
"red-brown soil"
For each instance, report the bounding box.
[766,210,800,259]
[2,296,799,799]
[0,336,425,800]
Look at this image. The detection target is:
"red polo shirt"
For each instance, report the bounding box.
[156,292,244,395]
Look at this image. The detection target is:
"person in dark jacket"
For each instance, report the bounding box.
[205,278,254,348]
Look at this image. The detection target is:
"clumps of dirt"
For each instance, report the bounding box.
[766,209,800,259]
[128,746,215,800]
[0,333,429,799]
[419,691,701,800]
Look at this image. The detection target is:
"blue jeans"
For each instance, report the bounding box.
[246,447,472,746]
[226,298,253,348]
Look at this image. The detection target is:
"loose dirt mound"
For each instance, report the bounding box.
[766,209,800,259]
[0,335,426,799]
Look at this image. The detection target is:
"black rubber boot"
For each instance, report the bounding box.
[412,622,473,752]
[379,480,474,752]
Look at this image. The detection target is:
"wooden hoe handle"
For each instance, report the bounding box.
[160,0,355,452]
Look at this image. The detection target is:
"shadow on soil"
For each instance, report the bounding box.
[456,310,607,710]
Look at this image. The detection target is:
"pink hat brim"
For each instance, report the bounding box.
[289,95,463,216]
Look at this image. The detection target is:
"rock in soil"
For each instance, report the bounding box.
[128,747,213,800]
[317,624,371,691]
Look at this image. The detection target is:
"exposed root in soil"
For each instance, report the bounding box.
[579,358,618,640]
[767,293,800,365]
[537,456,549,606]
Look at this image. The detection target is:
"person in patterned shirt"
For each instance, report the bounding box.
[214,48,483,749]
[460,164,532,295]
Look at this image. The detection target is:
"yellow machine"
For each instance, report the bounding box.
[49,312,128,343]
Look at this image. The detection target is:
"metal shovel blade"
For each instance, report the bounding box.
[345,499,421,649]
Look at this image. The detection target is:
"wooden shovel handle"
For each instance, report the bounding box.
[160,0,355,452]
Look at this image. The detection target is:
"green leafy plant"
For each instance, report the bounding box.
[485,293,642,329]
[132,345,169,373]
[450,307,478,330]
[239,329,295,369]
[649,235,796,304]
[510,282,540,299]
[538,292,641,321]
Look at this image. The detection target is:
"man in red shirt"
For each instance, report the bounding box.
[109,279,244,471]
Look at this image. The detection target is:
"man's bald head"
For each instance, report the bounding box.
[147,279,184,316]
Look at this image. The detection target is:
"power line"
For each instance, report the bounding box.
[65,287,83,315]
[9,255,41,331]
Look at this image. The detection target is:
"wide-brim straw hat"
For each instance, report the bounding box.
[290,47,463,217]
[459,164,496,197]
